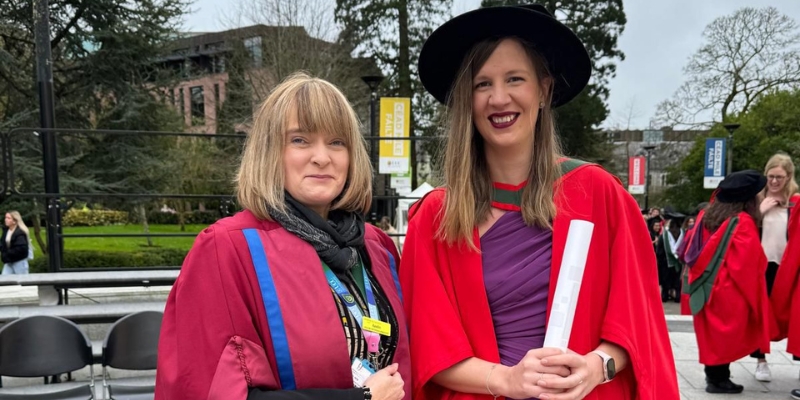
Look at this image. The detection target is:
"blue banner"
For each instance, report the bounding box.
[703,138,726,189]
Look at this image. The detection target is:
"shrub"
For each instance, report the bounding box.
[29,248,187,272]
[147,211,180,225]
[62,209,129,227]
[183,210,219,225]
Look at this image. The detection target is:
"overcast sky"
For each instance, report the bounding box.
[183,0,800,130]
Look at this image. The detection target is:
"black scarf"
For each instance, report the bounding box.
[268,193,365,272]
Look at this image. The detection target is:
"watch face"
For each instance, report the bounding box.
[607,358,617,380]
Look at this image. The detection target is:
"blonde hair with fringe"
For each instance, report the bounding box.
[439,37,563,248]
[235,72,372,220]
[5,211,29,238]
[762,153,798,205]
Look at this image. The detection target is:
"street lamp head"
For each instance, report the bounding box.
[642,144,657,152]
[723,123,741,134]
[361,75,384,92]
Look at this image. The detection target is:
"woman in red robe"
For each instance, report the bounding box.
[401,4,678,400]
[684,170,771,394]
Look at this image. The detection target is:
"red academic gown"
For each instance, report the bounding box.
[688,212,771,365]
[770,194,800,354]
[400,164,678,400]
[155,210,410,400]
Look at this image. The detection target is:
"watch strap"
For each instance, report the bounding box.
[591,350,612,383]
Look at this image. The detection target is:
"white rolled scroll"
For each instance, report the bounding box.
[542,219,595,351]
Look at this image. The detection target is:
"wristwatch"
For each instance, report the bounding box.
[591,350,616,383]
[362,386,372,400]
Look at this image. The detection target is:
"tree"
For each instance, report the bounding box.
[335,0,452,185]
[0,0,189,247]
[481,0,626,164]
[224,0,367,107]
[652,7,800,128]
[663,89,800,211]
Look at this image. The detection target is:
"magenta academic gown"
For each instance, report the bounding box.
[155,210,410,400]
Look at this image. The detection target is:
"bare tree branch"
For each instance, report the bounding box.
[652,6,800,128]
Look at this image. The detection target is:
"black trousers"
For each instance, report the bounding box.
[705,364,731,383]
[751,261,780,359]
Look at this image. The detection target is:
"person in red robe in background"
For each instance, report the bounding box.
[401,4,678,400]
[155,73,409,400]
[763,156,800,399]
[684,170,771,394]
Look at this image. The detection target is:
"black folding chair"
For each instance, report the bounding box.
[0,315,94,399]
[102,311,162,400]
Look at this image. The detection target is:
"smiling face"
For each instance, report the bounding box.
[282,108,350,219]
[471,39,547,154]
[766,166,788,196]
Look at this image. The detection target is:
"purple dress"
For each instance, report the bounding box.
[481,211,552,369]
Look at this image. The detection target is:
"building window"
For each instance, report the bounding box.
[214,84,220,110]
[244,36,262,68]
[170,89,175,106]
[213,56,226,73]
[190,86,204,126]
[178,88,185,115]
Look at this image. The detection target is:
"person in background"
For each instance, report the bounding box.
[156,73,408,400]
[401,4,678,400]
[684,170,771,394]
[656,210,684,303]
[750,153,799,381]
[0,211,30,275]
[682,217,696,231]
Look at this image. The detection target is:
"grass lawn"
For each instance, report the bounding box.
[30,224,207,253]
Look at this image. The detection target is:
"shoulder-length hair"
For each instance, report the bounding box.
[762,153,798,204]
[6,211,29,237]
[235,72,372,220]
[438,37,562,248]
[702,198,760,233]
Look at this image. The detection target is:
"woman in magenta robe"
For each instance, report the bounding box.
[155,73,409,400]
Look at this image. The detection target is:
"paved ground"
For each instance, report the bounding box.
[0,286,797,399]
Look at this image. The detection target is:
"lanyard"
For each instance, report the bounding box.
[322,262,380,335]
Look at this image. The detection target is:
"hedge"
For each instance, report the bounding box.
[62,209,129,227]
[29,248,187,272]
[147,210,219,225]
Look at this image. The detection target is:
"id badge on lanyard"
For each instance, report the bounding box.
[323,263,391,385]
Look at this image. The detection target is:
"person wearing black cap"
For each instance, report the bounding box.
[400,4,678,400]
[656,209,685,303]
[683,170,772,394]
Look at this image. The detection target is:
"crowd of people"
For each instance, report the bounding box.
[645,153,800,396]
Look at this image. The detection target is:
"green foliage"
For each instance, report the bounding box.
[479,0,625,162]
[62,208,129,227]
[665,89,800,210]
[335,0,452,182]
[29,248,187,272]
[148,210,221,225]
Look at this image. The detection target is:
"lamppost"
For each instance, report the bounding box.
[361,74,383,222]
[642,144,657,211]
[34,0,64,273]
[723,123,740,176]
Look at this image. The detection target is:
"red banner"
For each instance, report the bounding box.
[628,156,646,194]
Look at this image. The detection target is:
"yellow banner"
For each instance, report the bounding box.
[378,97,411,174]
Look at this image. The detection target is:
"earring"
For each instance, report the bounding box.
[539,102,545,109]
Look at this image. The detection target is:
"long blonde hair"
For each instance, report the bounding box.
[5,211,29,237]
[762,153,798,204]
[439,37,562,248]
[235,72,372,220]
